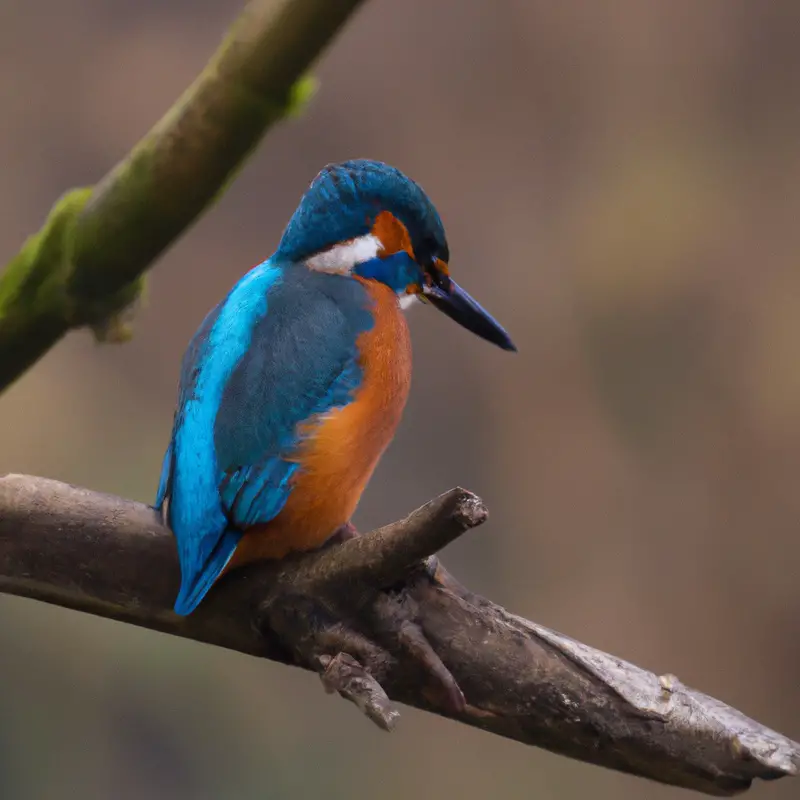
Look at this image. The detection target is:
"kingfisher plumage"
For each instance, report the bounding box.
[157,159,515,615]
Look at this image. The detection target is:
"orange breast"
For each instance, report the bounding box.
[228,279,412,567]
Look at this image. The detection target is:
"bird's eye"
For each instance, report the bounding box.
[426,260,450,291]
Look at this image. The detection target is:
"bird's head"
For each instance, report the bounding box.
[277,159,515,351]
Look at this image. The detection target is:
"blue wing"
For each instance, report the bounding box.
[156,261,374,615]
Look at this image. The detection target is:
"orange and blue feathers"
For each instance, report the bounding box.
[156,160,440,615]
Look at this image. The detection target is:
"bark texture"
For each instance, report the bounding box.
[0,473,797,797]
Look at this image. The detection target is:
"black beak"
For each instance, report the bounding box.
[422,278,516,352]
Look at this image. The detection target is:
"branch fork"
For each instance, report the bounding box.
[0,474,797,796]
[251,489,484,728]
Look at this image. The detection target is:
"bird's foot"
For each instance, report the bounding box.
[256,490,485,730]
[322,521,360,548]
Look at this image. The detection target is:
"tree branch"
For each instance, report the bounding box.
[0,0,366,392]
[0,474,796,796]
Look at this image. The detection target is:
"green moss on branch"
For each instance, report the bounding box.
[0,0,365,391]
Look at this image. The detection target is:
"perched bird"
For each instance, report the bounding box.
[156,159,515,615]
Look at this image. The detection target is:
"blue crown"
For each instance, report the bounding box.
[277,159,448,264]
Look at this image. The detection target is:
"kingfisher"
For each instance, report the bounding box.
[156,159,515,616]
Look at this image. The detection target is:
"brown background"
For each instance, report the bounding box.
[1,1,799,799]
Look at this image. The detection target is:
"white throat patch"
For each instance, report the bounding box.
[306,233,383,274]
[306,232,419,313]
[398,293,418,310]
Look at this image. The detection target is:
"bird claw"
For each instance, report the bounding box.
[322,521,360,548]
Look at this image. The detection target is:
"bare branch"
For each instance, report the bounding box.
[0,473,797,796]
[318,652,400,731]
[0,0,366,392]
[300,488,487,590]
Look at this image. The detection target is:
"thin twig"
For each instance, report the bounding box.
[300,488,487,590]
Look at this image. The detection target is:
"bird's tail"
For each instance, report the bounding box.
[173,528,242,616]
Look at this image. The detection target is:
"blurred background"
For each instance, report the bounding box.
[2,1,800,798]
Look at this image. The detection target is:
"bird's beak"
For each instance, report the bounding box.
[422,277,516,352]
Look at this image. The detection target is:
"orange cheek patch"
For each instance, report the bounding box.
[371,211,414,258]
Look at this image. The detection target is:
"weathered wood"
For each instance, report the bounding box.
[0,473,797,796]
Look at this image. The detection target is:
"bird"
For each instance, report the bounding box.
[156,159,515,616]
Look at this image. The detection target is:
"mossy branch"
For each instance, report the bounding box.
[0,0,366,391]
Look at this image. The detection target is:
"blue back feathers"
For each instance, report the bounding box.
[158,159,449,615]
[157,262,374,614]
[277,159,449,265]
